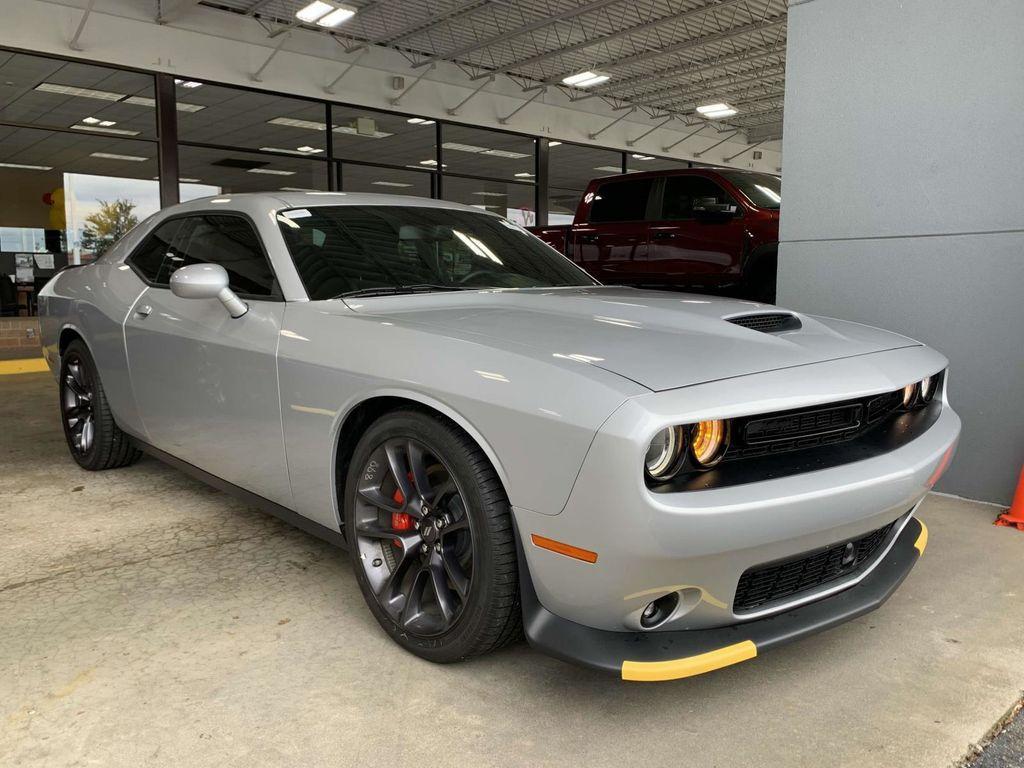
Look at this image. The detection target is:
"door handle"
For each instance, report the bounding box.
[135,304,152,318]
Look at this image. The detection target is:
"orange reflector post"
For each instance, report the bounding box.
[530,534,598,564]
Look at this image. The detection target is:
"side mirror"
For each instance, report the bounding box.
[169,263,248,318]
[692,197,738,217]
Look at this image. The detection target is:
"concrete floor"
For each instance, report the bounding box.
[2,371,1022,768]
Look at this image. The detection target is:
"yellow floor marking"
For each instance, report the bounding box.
[914,520,928,554]
[0,358,48,375]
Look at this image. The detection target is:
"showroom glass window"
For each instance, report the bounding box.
[661,175,737,220]
[548,143,625,225]
[588,178,654,222]
[0,52,158,275]
[177,144,329,199]
[715,170,782,209]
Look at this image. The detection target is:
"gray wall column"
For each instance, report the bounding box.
[777,0,1024,504]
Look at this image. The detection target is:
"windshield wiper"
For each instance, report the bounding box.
[333,284,469,300]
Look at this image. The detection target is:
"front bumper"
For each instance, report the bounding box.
[521,516,928,681]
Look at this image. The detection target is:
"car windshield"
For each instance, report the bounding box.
[717,171,782,210]
[276,205,597,300]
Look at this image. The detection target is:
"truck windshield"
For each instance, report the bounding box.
[717,171,782,210]
[277,205,597,300]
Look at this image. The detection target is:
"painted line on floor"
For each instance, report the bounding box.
[0,358,49,375]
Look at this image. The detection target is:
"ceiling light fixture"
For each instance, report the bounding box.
[123,95,205,112]
[0,162,54,171]
[593,166,623,172]
[407,117,435,125]
[696,102,738,119]
[372,181,414,187]
[81,116,101,124]
[35,82,125,101]
[247,168,297,175]
[72,124,140,136]
[174,79,202,88]
[296,1,333,22]
[631,154,654,160]
[90,152,148,162]
[548,141,562,147]
[317,4,357,27]
[561,71,610,88]
[514,172,534,178]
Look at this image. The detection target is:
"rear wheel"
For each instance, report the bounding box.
[59,340,142,471]
[344,409,521,662]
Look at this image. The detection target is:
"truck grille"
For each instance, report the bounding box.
[733,520,897,613]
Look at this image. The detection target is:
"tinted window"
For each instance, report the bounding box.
[277,205,595,300]
[716,170,781,209]
[587,179,653,223]
[662,176,737,219]
[128,219,186,284]
[175,215,276,297]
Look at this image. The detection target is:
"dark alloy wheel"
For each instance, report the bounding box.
[345,409,521,662]
[59,340,142,471]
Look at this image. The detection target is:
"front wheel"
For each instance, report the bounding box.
[59,339,142,471]
[344,409,521,662]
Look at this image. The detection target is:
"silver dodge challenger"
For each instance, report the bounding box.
[39,193,960,681]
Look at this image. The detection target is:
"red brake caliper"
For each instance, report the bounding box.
[390,474,414,545]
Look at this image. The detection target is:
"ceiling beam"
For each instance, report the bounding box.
[413,0,624,68]
[591,16,786,74]
[603,45,783,92]
[492,0,754,75]
[367,0,491,47]
[631,63,785,105]
[648,80,786,113]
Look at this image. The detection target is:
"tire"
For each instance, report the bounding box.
[344,408,521,662]
[59,339,142,471]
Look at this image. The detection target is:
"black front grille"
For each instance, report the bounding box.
[745,403,862,445]
[727,312,802,333]
[733,520,897,613]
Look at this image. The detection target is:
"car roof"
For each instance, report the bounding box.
[162,191,495,218]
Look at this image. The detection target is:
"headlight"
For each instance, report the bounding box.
[902,383,917,408]
[919,375,936,402]
[645,426,684,479]
[690,419,729,467]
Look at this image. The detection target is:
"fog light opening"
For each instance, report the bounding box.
[640,592,680,629]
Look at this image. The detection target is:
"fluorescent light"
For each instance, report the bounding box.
[419,159,438,166]
[174,79,202,88]
[72,124,140,136]
[473,191,507,197]
[317,4,356,26]
[122,95,205,112]
[35,82,125,101]
[372,181,413,187]
[631,154,654,160]
[514,172,534,178]
[561,71,610,88]
[248,168,296,175]
[272,117,393,139]
[697,102,737,119]
[332,124,393,139]
[593,166,623,172]
[82,116,101,124]
[296,1,333,22]
[442,142,487,153]
[296,145,322,153]
[99,120,116,126]
[548,141,562,147]
[179,178,201,183]
[90,152,148,162]
[482,149,530,159]
[407,117,435,125]
[0,162,53,171]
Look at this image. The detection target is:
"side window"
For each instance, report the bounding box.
[587,179,653,223]
[661,176,737,220]
[126,219,186,284]
[174,215,277,297]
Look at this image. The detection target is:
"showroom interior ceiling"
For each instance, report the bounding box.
[199,0,788,138]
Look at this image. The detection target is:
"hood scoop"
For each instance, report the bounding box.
[726,312,802,334]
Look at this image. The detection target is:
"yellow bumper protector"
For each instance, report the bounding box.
[914,520,928,554]
[621,640,757,682]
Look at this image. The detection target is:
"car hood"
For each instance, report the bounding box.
[340,286,919,392]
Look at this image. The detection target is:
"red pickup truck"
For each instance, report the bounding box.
[530,168,780,302]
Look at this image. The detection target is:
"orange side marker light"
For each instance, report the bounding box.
[531,534,598,564]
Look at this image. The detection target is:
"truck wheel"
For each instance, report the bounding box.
[345,408,521,662]
[59,339,142,471]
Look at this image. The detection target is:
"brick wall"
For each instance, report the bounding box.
[0,318,42,360]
